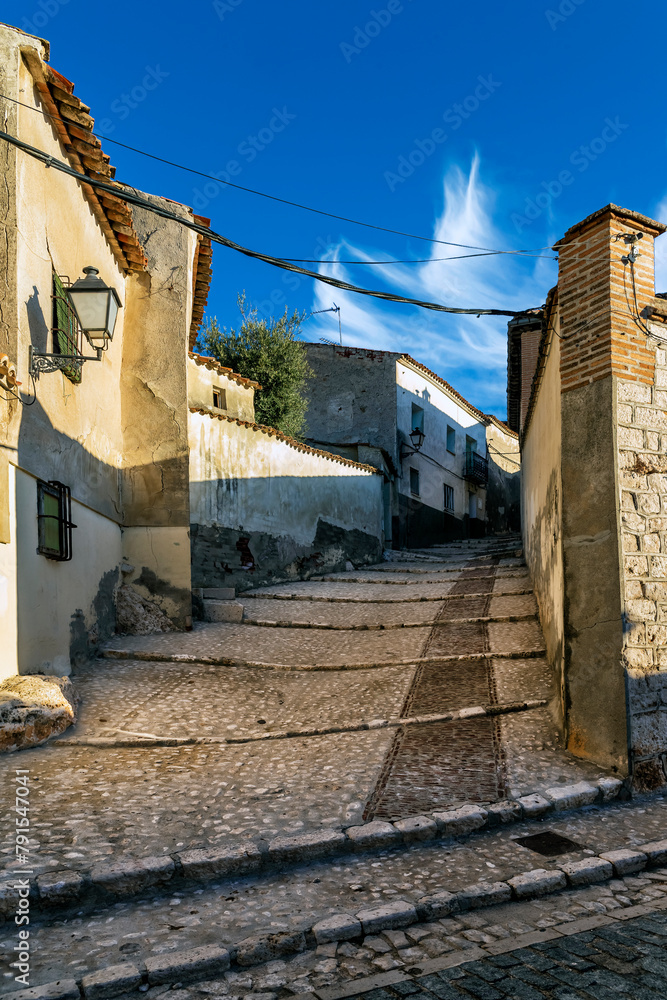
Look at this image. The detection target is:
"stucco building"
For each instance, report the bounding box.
[304,344,520,548]
[509,202,667,792]
[0,23,383,679]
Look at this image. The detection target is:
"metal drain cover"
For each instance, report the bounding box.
[513,831,584,856]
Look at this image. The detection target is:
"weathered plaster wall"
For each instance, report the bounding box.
[560,374,627,772]
[189,411,383,593]
[15,468,122,675]
[15,53,127,519]
[486,421,521,535]
[0,31,21,671]
[521,317,564,726]
[188,357,255,421]
[0,462,18,681]
[304,344,399,464]
[1,29,127,674]
[616,341,667,791]
[121,196,196,629]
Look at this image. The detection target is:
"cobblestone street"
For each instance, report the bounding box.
[4,536,662,1000]
[0,538,618,881]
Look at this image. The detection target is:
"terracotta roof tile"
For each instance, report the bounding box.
[22,51,147,275]
[189,407,382,474]
[188,352,261,389]
[189,217,213,349]
[484,412,518,439]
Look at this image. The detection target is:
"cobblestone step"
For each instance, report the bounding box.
[237,595,537,629]
[5,797,666,998]
[311,571,528,584]
[56,699,550,748]
[240,615,537,631]
[241,587,535,604]
[203,599,244,623]
[100,620,546,670]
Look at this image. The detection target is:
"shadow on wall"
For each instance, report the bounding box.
[486,454,521,535]
[190,474,383,598]
[15,398,191,665]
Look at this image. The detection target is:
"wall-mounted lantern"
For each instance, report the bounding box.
[400,427,426,460]
[30,266,122,380]
[67,267,121,349]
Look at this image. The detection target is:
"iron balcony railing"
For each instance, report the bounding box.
[464,452,489,485]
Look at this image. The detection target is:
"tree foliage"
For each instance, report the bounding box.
[197,294,312,439]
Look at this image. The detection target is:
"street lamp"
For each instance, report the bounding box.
[67,267,121,349]
[409,427,425,451]
[400,427,426,460]
[30,266,122,380]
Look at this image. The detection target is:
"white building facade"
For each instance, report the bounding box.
[303,345,520,549]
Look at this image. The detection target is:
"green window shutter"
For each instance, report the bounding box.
[52,272,82,384]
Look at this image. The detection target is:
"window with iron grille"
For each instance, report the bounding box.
[52,272,82,384]
[37,480,76,561]
[444,483,454,512]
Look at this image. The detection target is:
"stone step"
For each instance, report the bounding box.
[195,587,236,600]
[202,599,244,623]
[15,791,666,998]
[17,774,629,923]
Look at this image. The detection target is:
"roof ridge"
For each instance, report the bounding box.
[21,49,148,274]
[189,407,382,474]
[398,354,488,422]
[188,352,261,389]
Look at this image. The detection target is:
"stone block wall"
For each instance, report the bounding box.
[617,347,667,790]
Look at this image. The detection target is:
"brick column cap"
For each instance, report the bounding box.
[558,203,666,247]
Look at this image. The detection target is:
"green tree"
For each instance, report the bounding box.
[197,294,312,439]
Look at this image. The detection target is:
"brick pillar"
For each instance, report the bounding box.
[520,326,541,427]
[557,204,667,779]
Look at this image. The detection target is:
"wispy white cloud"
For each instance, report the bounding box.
[307,155,556,415]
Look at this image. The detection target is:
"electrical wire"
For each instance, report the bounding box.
[0,371,37,406]
[0,90,580,260]
[0,129,538,319]
[626,257,666,343]
[285,250,557,264]
[8,87,654,268]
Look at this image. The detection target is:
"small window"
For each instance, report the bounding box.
[410,468,420,496]
[212,387,226,409]
[37,480,76,561]
[446,425,456,454]
[444,484,454,512]
[52,272,82,385]
[411,403,424,433]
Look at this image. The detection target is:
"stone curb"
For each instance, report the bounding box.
[0,776,626,921]
[98,647,547,670]
[54,698,549,749]
[239,588,535,604]
[313,569,529,584]
[239,613,537,631]
[10,835,666,1000]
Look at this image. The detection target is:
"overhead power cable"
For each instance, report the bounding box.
[0,91,571,259]
[285,250,557,264]
[0,130,537,319]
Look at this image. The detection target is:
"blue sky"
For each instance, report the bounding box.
[5,0,667,416]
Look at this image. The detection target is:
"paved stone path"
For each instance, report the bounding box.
[5,795,667,993]
[0,536,618,880]
[340,908,667,1000]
